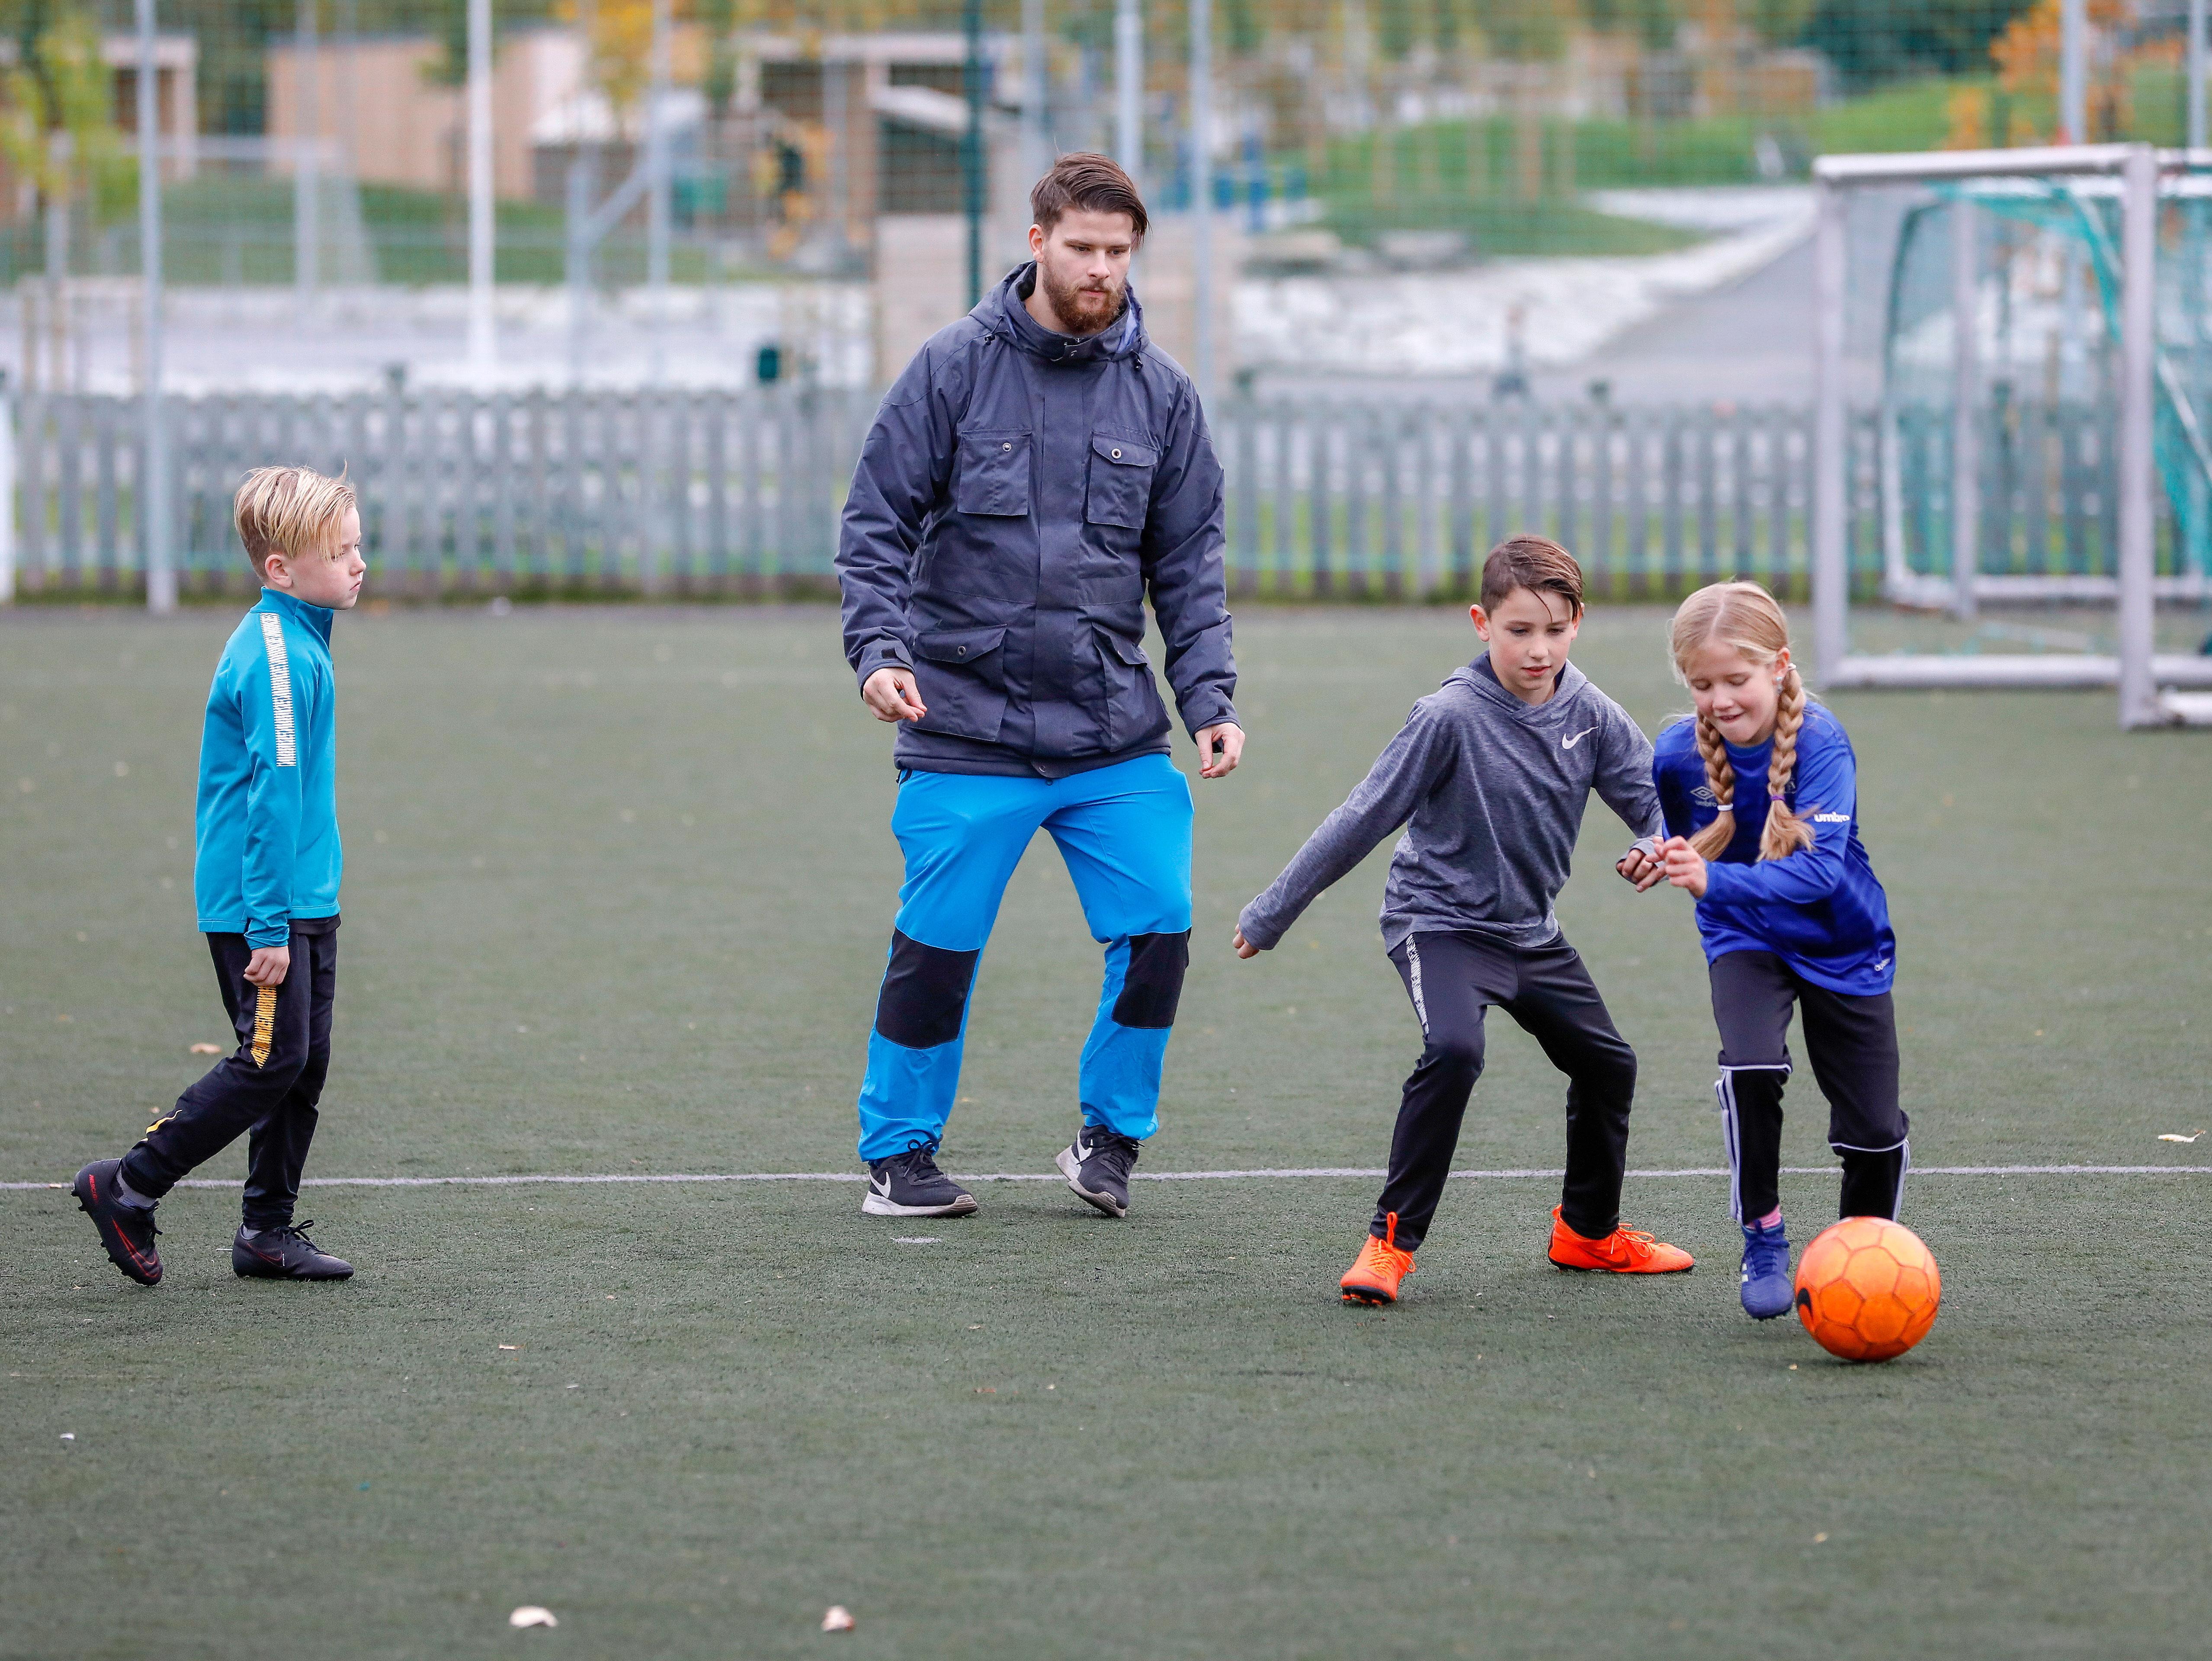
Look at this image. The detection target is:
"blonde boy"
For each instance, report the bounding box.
[74,466,365,1285]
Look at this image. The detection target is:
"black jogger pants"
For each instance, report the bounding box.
[1375,930,1637,1252]
[1709,949,1908,1223]
[122,922,338,1231]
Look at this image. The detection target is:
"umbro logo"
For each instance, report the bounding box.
[1561,726,1598,750]
[1692,785,1718,804]
[1813,812,1849,824]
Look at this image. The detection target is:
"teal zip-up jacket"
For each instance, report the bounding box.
[193,589,342,948]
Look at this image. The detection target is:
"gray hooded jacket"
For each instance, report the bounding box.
[837,263,1238,776]
[1238,657,1662,953]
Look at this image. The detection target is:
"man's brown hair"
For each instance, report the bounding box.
[1480,534,1584,617]
[1030,152,1148,239]
[234,464,356,578]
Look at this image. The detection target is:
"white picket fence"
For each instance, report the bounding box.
[0,387,2169,603]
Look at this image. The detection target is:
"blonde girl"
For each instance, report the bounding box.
[1622,581,1907,1321]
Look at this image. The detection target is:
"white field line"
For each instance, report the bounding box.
[4,1163,2206,1193]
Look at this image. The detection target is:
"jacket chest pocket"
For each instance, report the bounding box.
[1085,434,1157,530]
[954,430,1032,517]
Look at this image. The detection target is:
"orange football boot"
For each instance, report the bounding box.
[1340,1212,1416,1304]
[1546,1205,1695,1273]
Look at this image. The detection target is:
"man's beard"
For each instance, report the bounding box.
[1039,264,1123,337]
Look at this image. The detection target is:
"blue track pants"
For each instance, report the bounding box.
[855,753,1194,1163]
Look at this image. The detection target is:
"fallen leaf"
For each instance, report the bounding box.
[498,1345,521,1352]
[821,1606,856,1633]
[189,1043,223,1055]
[1813,1532,1829,1544]
[2158,1131,2204,1144]
[508,1606,558,1630]
[59,1433,74,1442]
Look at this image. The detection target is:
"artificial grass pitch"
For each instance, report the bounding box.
[3,605,2209,1659]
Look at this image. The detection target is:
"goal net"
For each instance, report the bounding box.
[1810,144,2212,728]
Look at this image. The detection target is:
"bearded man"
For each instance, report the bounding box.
[836,152,1243,1221]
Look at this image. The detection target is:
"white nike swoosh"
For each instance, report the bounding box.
[1561,726,1598,750]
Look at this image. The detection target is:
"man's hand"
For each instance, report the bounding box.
[1232,927,1260,959]
[1660,835,1709,899]
[243,946,291,988]
[1196,722,1244,779]
[862,667,927,723]
[1616,843,1664,892]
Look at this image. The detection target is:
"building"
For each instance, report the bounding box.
[264,26,588,198]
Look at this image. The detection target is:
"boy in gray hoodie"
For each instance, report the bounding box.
[1234,535,1692,1303]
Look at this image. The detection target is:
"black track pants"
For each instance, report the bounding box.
[1375,930,1638,1252]
[1709,950,1908,1223]
[121,923,338,1231]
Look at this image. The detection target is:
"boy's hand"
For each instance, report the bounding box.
[1660,836,1709,898]
[243,946,291,988]
[1233,927,1260,959]
[862,667,927,723]
[1196,723,1244,779]
[1616,844,1663,891]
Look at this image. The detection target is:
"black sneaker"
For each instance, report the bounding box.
[72,1159,162,1286]
[1056,1126,1141,1218]
[233,1222,354,1280]
[861,1140,978,1218]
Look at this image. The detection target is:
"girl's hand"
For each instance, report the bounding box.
[1232,927,1260,959]
[1661,836,1708,898]
[1616,845,1662,892]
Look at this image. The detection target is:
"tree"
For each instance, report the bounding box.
[1471,0,1569,62]
[1745,0,1814,48]
[1584,0,1680,52]
[0,0,133,221]
[1945,0,2138,145]
[1803,0,2039,91]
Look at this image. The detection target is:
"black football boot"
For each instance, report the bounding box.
[233,1221,354,1280]
[72,1160,163,1286]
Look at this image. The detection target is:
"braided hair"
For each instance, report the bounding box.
[1670,582,1817,864]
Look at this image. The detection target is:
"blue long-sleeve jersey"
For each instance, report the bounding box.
[1651,702,1895,996]
[193,589,343,948]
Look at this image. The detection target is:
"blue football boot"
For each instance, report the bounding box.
[1739,1216,1793,1320]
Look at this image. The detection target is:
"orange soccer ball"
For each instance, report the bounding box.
[1792,1217,1941,1363]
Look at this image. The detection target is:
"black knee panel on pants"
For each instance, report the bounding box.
[1110,930,1189,1029]
[874,930,980,1050]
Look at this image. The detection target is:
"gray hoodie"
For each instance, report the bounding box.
[1237,656,1661,954]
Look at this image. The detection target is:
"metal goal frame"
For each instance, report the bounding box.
[1810,143,2212,728]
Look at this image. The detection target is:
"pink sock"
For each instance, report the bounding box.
[1754,1206,1782,1229]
